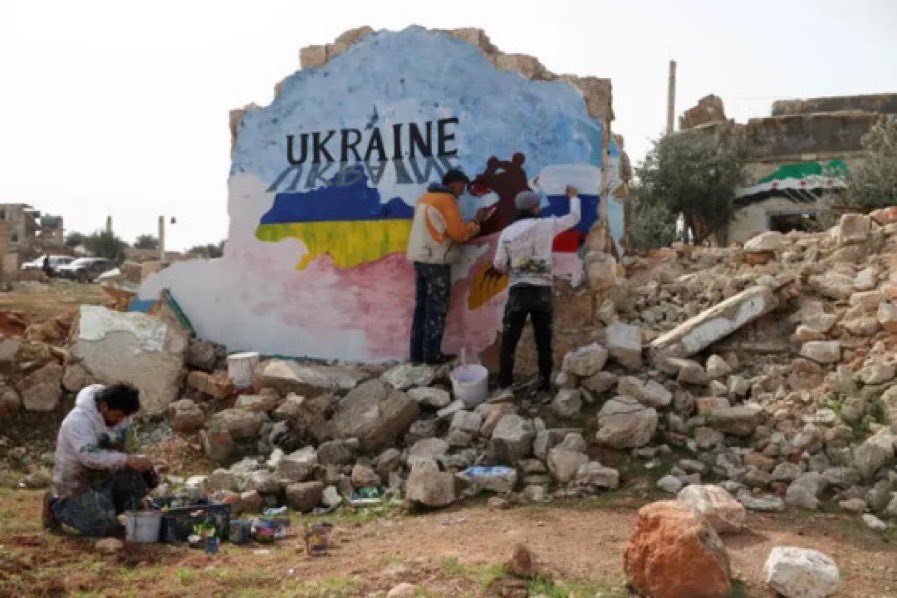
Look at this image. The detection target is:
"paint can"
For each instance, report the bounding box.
[124,510,162,543]
[228,519,251,545]
[205,535,220,554]
[227,352,259,389]
[304,522,333,556]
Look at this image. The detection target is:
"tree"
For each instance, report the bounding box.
[83,230,129,264]
[187,242,225,259]
[627,185,678,251]
[134,234,159,250]
[842,115,897,209]
[636,132,747,244]
[64,231,85,248]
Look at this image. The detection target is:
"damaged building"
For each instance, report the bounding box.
[679,93,897,244]
[137,26,630,365]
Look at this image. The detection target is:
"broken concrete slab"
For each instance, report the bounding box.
[254,359,366,397]
[649,286,779,361]
[73,305,187,417]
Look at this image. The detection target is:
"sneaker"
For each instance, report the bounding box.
[41,491,60,531]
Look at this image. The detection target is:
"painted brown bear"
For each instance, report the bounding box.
[468,152,530,237]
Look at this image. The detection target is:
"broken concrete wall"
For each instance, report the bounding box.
[73,305,186,416]
[139,26,617,363]
[772,94,897,117]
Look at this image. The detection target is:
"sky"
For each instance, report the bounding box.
[1,0,896,250]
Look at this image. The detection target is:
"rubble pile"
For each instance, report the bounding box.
[2,211,897,532]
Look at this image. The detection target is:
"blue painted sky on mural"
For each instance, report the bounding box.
[1,0,896,249]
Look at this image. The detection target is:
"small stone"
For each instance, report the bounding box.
[562,343,608,377]
[386,582,417,598]
[285,481,324,512]
[595,396,658,449]
[617,376,672,408]
[863,513,887,532]
[95,538,124,554]
[574,462,619,489]
[705,355,732,379]
[657,475,684,494]
[550,389,582,418]
[381,363,435,390]
[605,323,643,370]
[838,498,867,513]
[505,543,538,578]
[799,341,841,364]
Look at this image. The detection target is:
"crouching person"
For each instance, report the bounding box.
[43,383,157,536]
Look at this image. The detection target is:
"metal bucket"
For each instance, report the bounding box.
[124,510,162,543]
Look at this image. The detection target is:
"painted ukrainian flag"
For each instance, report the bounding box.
[256,166,414,270]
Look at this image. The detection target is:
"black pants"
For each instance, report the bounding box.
[409,262,451,364]
[499,285,554,389]
[53,468,151,537]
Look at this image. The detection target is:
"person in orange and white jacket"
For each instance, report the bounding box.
[407,168,490,364]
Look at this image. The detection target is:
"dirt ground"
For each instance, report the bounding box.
[0,280,105,323]
[2,483,897,597]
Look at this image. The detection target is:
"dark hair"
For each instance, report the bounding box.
[442,169,470,186]
[96,383,141,415]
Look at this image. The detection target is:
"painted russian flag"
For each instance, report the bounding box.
[535,164,602,252]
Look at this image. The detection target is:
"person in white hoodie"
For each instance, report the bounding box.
[42,383,157,536]
[491,186,581,393]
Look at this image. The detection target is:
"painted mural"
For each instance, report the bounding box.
[137,26,605,362]
[735,160,848,206]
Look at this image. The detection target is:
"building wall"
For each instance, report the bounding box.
[138,27,609,362]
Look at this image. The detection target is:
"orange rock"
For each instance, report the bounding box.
[623,501,731,598]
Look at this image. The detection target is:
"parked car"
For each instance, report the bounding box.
[56,257,114,282]
[20,255,75,274]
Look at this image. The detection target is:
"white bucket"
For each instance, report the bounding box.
[124,510,162,543]
[227,351,260,389]
[450,364,489,407]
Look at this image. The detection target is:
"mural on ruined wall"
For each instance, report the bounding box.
[137,27,604,362]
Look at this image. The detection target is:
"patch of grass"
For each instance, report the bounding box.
[728,578,749,597]
[175,567,197,585]
[292,575,361,597]
[528,574,628,597]
[438,556,504,589]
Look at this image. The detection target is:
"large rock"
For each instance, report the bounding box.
[605,323,643,370]
[276,446,318,482]
[562,343,608,377]
[255,359,364,396]
[547,446,589,484]
[0,385,21,418]
[763,546,840,598]
[187,370,234,400]
[380,363,435,390]
[799,341,841,364]
[185,339,217,371]
[744,231,784,253]
[328,380,420,451]
[836,213,870,245]
[489,414,535,463]
[707,403,762,437]
[407,387,451,409]
[405,459,455,507]
[73,306,187,416]
[19,362,62,412]
[617,376,671,408]
[550,389,582,418]
[676,484,746,534]
[316,438,359,465]
[285,481,324,512]
[168,399,205,433]
[273,392,333,441]
[878,302,897,333]
[574,462,620,489]
[409,437,449,462]
[649,286,778,361]
[624,501,731,598]
[208,408,267,439]
[810,272,854,300]
[595,396,657,448]
[882,385,897,433]
[853,432,895,481]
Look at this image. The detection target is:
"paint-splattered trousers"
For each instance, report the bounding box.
[52,468,150,537]
[410,262,452,364]
[499,284,554,390]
